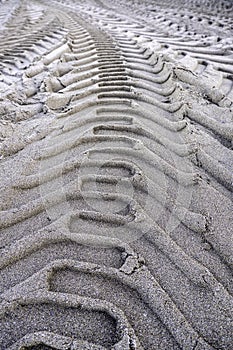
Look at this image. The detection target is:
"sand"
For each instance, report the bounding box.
[0,0,232,349]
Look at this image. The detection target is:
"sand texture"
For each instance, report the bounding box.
[0,0,232,349]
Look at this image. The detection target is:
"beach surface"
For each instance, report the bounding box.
[0,0,232,349]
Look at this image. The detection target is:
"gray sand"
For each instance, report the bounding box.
[0,0,232,349]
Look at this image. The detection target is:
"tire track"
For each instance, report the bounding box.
[0,1,232,350]
[73,1,232,196]
[0,0,69,159]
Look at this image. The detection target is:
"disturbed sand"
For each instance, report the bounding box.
[0,0,232,349]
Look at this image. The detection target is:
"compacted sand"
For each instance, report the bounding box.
[0,0,232,349]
